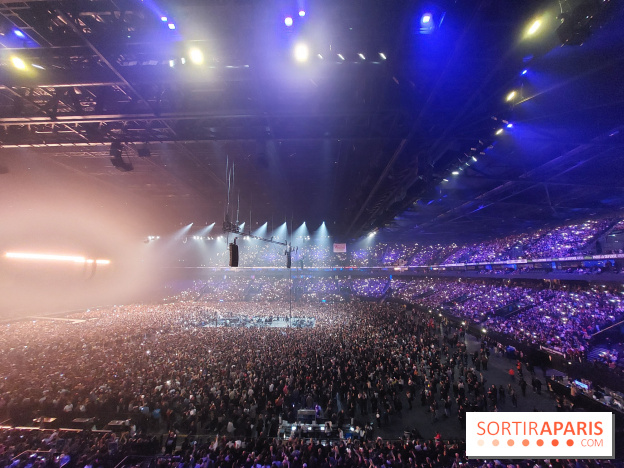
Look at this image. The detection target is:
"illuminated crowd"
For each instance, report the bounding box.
[182,217,621,269]
[0,282,623,466]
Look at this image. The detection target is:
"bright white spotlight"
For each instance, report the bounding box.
[189,48,204,65]
[317,54,323,59]
[337,53,345,60]
[495,128,504,135]
[14,29,25,38]
[506,90,517,102]
[284,16,293,27]
[421,13,432,24]
[379,52,386,60]
[5,252,111,265]
[472,156,478,162]
[452,171,459,175]
[294,43,309,62]
[11,56,27,70]
[299,10,306,17]
[507,123,513,129]
[368,231,376,238]
[168,23,176,30]
[527,19,541,36]
[358,53,365,60]
[169,59,175,67]
[160,16,168,22]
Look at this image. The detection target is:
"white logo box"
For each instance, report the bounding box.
[466,412,614,459]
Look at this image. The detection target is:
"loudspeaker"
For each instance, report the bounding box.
[286,251,292,269]
[110,141,123,157]
[229,243,239,267]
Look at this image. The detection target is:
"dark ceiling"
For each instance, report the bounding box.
[1,0,623,242]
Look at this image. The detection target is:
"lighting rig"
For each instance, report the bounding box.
[222,219,297,268]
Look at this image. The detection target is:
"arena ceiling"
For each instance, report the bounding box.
[1,0,623,242]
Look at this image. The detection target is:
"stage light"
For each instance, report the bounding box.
[452,171,459,175]
[32,64,45,70]
[189,47,204,65]
[11,56,27,70]
[317,54,323,59]
[14,29,25,38]
[368,231,376,238]
[299,10,306,17]
[421,13,432,24]
[294,43,309,62]
[507,123,513,128]
[442,178,449,182]
[5,252,111,265]
[505,90,517,102]
[161,16,168,22]
[495,128,504,135]
[169,59,175,67]
[284,16,293,27]
[168,23,176,30]
[379,52,386,60]
[180,57,186,64]
[472,156,478,162]
[337,53,345,60]
[527,19,541,36]
[521,69,528,75]
[358,53,365,60]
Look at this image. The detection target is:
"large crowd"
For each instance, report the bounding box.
[174,217,622,269]
[164,276,624,358]
[1,283,623,466]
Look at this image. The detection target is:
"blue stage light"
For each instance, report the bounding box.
[14,29,25,38]
[421,13,432,24]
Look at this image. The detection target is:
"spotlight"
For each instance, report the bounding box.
[189,47,204,65]
[294,43,309,62]
[160,16,168,22]
[11,56,27,70]
[169,59,175,67]
[317,54,323,59]
[337,53,345,60]
[452,171,459,175]
[472,156,478,162]
[526,19,541,36]
[168,23,176,30]
[506,123,513,129]
[13,29,25,38]
[421,13,432,24]
[284,16,293,27]
[379,52,386,60]
[495,129,504,135]
[358,53,365,60]
[505,90,517,102]
[299,10,306,17]
[521,69,528,75]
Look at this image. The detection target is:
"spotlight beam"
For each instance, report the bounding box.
[5,252,111,265]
